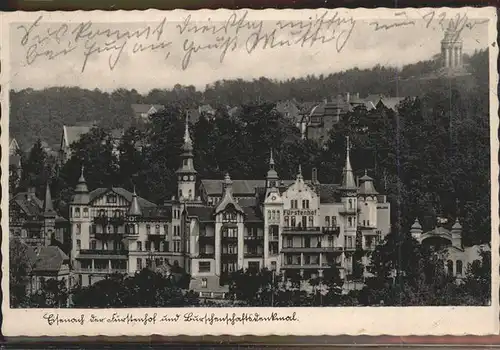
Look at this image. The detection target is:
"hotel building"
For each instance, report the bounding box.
[69,118,391,296]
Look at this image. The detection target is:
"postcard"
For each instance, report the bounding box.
[1,7,498,337]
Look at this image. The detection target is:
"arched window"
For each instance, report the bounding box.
[349,199,353,209]
[75,207,81,218]
[146,225,151,234]
[188,189,192,198]
[178,190,182,198]
[456,260,463,275]
[83,208,89,217]
[155,225,160,234]
[447,260,454,275]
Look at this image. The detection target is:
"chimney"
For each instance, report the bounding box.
[346,92,350,102]
[356,92,360,99]
[312,168,318,184]
[27,187,36,201]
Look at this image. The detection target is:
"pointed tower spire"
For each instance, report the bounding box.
[297,164,303,181]
[128,185,142,216]
[216,172,243,214]
[269,149,275,168]
[341,136,357,190]
[183,111,193,151]
[43,182,55,215]
[266,149,279,190]
[72,164,89,204]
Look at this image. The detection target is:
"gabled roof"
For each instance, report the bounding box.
[63,125,92,147]
[89,187,156,208]
[131,104,164,115]
[11,191,68,222]
[242,206,263,222]
[30,246,69,273]
[378,97,406,111]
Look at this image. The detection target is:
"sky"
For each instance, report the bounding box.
[8,10,490,93]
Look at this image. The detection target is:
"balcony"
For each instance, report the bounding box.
[197,252,215,259]
[109,216,125,226]
[221,236,238,243]
[322,226,340,235]
[93,216,109,226]
[339,208,359,215]
[282,226,321,235]
[221,252,238,260]
[244,252,263,258]
[77,249,128,259]
[148,232,166,240]
[76,267,127,274]
[281,246,343,253]
[244,235,263,242]
[281,263,330,269]
[199,233,215,242]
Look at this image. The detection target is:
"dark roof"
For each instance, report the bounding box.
[242,206,263,222]
[318,184,340,203]
[141,206,171,219]
[89,188,156,208]
[185,206,214,221]
[30,246,69,273]
[10,192,67,222]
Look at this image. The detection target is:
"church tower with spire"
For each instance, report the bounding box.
[177,113,198,201]
[339,136,358,251]
[43,182,56,246]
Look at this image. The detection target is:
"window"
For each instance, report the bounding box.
[328,236,334,247]
[199,261,211,273]
[308,216,314,227]
[456,260,463,275]
[107,195,117,203]
[284,216,289,227]
[83,208,89,218]
[137,258,142,270]
[277,210,280,220]
[98,209,106,217]
[367,219,370,227]
[349,199,353,209]
[163,241,169,252]
[291,216,296,227]
[137,241,142,251]
[268,210,271,220]
[174,225,180,236]
[286,237,293,248]
[91,240,96,249]
[348,217,353,227]
[325,216,330,227]
[348,236,353,248]
[76,239,81,249]
[146,225,151,234]
[201,278,208,288]
[291,200,298,209]
[173,241,181,252]
[155,225,160,235]
[302,200,309,209]
[76,224,81,235]
[332,216,337,227]
[183,159,188,166]
[163,225,168,235]
[248,261,260,271]
[363,220,366,226]
[447,260,454,275]
[271,261,277,271]
[113,209,121,217]
[145,241,151,251]
[127,224,135,234]
[75,208,81,218]
[188,189,192,198]
[178,190,183,198]
[155,258,161,267]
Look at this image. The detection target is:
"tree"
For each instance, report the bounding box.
[71,269,199,308]
[19,139,50,195]
[9,238,33,308]
[459,247,491,306]
[28,278,69,308]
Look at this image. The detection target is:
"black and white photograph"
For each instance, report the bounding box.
[2,8,498,337]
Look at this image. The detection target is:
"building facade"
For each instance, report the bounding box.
[410,216,489,279]
[68,118,391,296]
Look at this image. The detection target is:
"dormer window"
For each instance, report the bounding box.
[107,194,117,204]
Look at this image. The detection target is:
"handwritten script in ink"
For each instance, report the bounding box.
[42,311,299,327]
[16,10,356,72]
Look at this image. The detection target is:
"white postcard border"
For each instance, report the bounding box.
[1,7,498,337]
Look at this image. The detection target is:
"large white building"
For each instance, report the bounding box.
[69,118,391,297]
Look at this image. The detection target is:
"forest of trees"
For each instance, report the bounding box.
[10,51,488,149]
[10,49,492,307]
